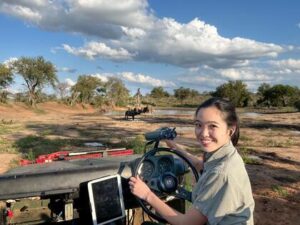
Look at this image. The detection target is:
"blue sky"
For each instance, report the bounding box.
[0,0,299,95]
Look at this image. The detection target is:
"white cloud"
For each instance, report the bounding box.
[177,73,225,91]
[65,78,75,87]
[134,18,284,68]
[0,1,286,69]
[219,69,241,79]
[119,72,176,87]
[269,59,300,73]
[189,67,200,72]
[3,57,18,68]
[91,73,109,82]
[63,42,135,60]
[1,3,42,21]
[0,0,153,39]
[88,72,175,88]
[63,17,284,68]
[121,27,146,39]
[178,75,221,84]
[175,65,278,92]
[218,68,271,81]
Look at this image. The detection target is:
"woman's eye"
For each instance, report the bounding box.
[209,124,218,128]
[194,122,201,127]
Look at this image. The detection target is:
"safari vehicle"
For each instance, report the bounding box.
[0,128,198,225]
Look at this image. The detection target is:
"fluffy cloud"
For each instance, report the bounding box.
[91,73,109,82]
[218,68,271,81]
[2,57,18,67]
[119,72,176,87]
[269,59,300,73]
[89,72,175,88]
[0,0,285,69]
[0,0,152,39]
[62,17,284,68]
[63,42,135,60]
[177,73,225,91]
[128,18,283,68]
[65,78,75,87]
[176,65,277,92]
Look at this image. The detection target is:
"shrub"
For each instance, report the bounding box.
[120,135,146,154]
[294,100,300,111]
[271,185,289,198]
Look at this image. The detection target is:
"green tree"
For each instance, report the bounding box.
[93,87,109,107]
[256,83,272,106]
[0,64,13,103]
[13,56,57,106]
[213,80,251,107]
[174,87,200,103]
[71,75,103,104]
[257,83,271,97]
[262,84,299,107]
[150,86,169,98]
[294,100,300,111]
[0,64,13,89]
[189,89,200,98]
[105,77,129,107]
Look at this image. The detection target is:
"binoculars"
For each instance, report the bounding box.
[144,127,177,142]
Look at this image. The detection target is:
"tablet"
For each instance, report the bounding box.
[87,174,125,225]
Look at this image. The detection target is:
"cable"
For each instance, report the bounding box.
[127,209,135,225]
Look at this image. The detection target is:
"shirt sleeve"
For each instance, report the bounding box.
[192,171,237,225]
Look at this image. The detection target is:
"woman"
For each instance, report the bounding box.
[129,97,254,225]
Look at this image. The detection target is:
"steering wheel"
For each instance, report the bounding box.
[133,147,199,223]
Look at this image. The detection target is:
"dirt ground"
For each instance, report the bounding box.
[0,102,299,225]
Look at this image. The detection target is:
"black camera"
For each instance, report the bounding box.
[144,127,177,141]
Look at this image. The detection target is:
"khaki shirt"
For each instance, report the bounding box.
[192,142,254,225]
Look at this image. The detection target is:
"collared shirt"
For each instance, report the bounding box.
[192,142,254,225]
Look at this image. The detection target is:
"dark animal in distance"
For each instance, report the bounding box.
[125,108,140,120]
[142,106,149,113]
[124,106,150,120]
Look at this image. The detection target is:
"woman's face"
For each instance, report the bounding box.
[194,106,233,152]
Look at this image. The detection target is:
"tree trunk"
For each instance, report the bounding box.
[70,92,80,106]
[28,91,37,107]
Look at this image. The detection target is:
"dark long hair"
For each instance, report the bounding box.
[195,97,240,146]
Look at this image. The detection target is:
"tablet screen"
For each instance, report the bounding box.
[88,175,125,225]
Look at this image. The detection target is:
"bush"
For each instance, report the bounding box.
[120,135,146,154]
[294,100,300,111]
[13,135,82,157]
[0,91,9,103]
[271,185,289,198]
[14,92,28,103]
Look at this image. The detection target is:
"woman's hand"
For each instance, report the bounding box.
[164,139,179,150]
[165,139,204,172]
[129,176,152,201]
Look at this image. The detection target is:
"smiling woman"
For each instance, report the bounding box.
[129,97,254,225]
[0,3,299,224]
